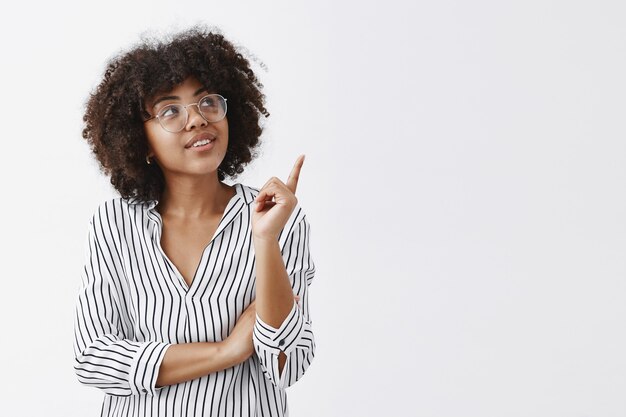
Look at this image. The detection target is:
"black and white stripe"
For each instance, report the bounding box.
[73,182,316,417]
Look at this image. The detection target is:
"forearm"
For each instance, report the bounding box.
[253,235,295,374]
[155,341,236,388]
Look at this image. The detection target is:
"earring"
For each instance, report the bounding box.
[146,155,152,165]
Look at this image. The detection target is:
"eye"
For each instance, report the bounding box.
[159,105,182,119]
[199,96,217,109]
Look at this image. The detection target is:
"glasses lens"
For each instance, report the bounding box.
[198,95,227,122]
[158,104,186,132]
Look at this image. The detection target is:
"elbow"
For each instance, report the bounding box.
[287,328,317,387]
[73,356,133,397]
[277,329,317,389]
[277,344,316,390]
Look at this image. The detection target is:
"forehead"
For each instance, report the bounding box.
[146,76,209,108]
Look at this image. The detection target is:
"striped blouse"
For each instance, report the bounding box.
[73,182,316,417]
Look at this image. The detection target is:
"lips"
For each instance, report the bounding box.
[185,132,217,148]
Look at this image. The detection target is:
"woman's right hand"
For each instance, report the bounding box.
[224,295,300,365]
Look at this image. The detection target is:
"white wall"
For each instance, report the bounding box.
[0,1,624,416]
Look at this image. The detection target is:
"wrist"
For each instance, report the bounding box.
[252,233,279,244]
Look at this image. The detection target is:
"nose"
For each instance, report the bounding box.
[185,104,208,130]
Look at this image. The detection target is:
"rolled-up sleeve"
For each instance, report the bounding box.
[253,216,316,389]
[73,211,172,397]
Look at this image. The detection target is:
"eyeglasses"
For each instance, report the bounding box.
[144,94,228,133]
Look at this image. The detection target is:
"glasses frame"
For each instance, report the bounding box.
[144,93,228,133]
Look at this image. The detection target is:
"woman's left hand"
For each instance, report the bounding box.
[251,154,305,241]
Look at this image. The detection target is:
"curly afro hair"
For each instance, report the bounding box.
[82,24,269,202]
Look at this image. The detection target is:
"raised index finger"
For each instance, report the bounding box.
[286,154,305,194]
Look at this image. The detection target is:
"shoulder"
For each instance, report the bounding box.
[87,196,151,229]
[89,197,134,218]
[84,197,155,251]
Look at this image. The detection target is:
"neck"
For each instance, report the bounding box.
[156,172,235,220]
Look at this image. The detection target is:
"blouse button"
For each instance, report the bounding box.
[142,389,147,393]
[278,339,285,346]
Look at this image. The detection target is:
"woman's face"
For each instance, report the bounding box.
[143,75,229,177]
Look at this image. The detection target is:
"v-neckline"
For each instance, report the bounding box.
[149,182,244,293]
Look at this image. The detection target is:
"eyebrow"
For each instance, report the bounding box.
[151,87,209,109]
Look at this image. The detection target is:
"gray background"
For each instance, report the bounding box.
[0,0,624,416]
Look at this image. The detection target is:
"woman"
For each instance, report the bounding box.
[73,25,316,417]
